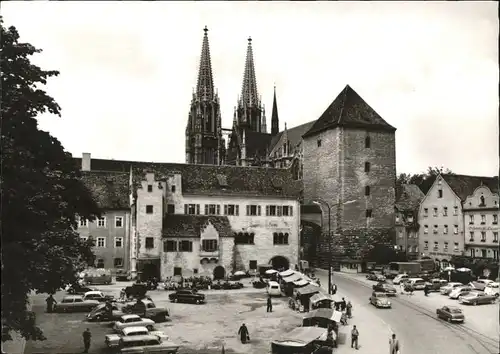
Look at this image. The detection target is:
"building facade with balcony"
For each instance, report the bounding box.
[462,185,499,260]
[394,184,424,260]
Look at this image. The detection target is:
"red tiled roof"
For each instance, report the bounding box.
[162,214,233,238]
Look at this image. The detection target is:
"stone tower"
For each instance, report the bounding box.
[271,85,279,136]
[185,27,225,165]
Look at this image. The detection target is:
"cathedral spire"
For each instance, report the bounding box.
[240,37,259,107]
[271,85,279,135]
[196,26,214,100]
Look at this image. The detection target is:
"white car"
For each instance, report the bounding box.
[393,274,409,285]
[113,314,155,332]
[484,282,499,297]
[267,281,282,296]
[407,278,426,290]
[440,282,463,295]
[105,326,169,348]
[449,286,473,300]
[471,279,494,291]
[83,290,108,302]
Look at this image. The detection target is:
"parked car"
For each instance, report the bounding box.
[116,334,180,353]
[66,283,97,295]
[449,286,473,300]
[168,289,206,304]
[122,299,170,322]
[366,272,386,282]
[459,291,496,305]
[105,326,169,349]
[86,303,125,322]
[406,278,426,290]
[53,296,100,313]
[470,279,494,291]
[113,315,155,332]
[392,274,409,285]
[267,281,282,297]
[252,279,268,289]
[440,282,463,295]
[436,306,465,323]
[115,270,131,281]
[372,282,397,296]
[125,283,148,299]
[369,292,392,308]
[484,282,499,297]
[82,290,114,303]
[425,279,448,292]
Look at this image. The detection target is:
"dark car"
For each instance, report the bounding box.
[459,291,496,305]
[436,306,464,323]
[425,279,448,292]
[252,279,267,289]
[222,281,244,290]
[86,303,124,322]
[372,282,397,296]
[366,272,386,282]
[122,299,170,322]
[66,284,97,295]
[169,290,205,304]
[125,283,148,299]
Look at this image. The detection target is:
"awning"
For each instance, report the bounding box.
[279,269,295,277]
[303,308,343,323]
[272,327,327,346]
[296,284,321,296]
[310,293,333,305]
[282,273,303,283]
[293,279,310,287]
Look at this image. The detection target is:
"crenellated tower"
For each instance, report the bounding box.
[185,27,225,165]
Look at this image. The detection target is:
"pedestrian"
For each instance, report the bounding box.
[238,323,250,344]
[45,294,56,313]
[351,325,359,350]
[340,297,347,312]
[400,283,405,295]
[389,333,400,354]
[331,283,337,295]
[119,288,126,301]
[346,301,352,318]
[267,295,273,312]
[82,328,92,353]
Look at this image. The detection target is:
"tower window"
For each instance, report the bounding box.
[365,136,371,148]
[146,205,154,214]
[147,185,153,192]
[366,209,372,218]
[171,185,176,193]
[364,162,371,172]
[365,186,371,196]
[317,139,322,147]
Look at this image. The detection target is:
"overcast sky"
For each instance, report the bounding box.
[3,1,498,176]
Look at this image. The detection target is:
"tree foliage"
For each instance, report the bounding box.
[1,20,101,342]
[397,166,454,195]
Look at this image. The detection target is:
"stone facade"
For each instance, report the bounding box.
[462,185,500,260]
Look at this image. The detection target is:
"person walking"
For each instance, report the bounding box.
[82,328,92,353]
[267,295,273,313]
[45,294,56,313]
[346,301,353,319]
[340,297,347,312]
[351,325,359,350]
[389,333,400,354]
[238,323,250,344]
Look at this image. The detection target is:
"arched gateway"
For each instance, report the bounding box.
[269,256,290,270]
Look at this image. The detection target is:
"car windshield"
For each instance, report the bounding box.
[376,294,387,298]
[449,308,462,313]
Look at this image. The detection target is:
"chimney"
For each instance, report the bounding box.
[82,153,91,171]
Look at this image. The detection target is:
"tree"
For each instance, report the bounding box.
[397,166,454,195]
[1,20,101,342]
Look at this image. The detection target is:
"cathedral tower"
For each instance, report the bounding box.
[185,27,225,165]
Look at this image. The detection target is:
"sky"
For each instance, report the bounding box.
[2,1,499,176]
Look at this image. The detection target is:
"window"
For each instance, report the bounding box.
[171,185,176,193]
[407,215,414,222]
[79,217,88,227]
[365,136,371,148]
[364,162,371,173]
[469,232,474,242]
[234,232,254,245]
[365,186,371,196]
[145,237,154,249]
[179,241,193,252]
[97,217,106,228]
[453,206,458,215]
[147,184,153,192]
[433,225,438,234]
[205,204,221,215]
[202,240,218,252]
[469,215,474,224]
[246,205,261,216]
[433,241,438,250]
[115,216,123,228]
[438,189,443,198]
[480,215,486,224]
[146,205,154,214]
[453,225,458,234]
[395,214,400,222]
[115,237,123,248]
[494,232,498,243]
[164,240,177,252]
[185,204,200,215]
[273,232,289,245]
[433,208,438,217]
[481,232,486,242]
[96,259,105,268]
[424,241,428,250]
[224,204,240,216]
[398,230,403,238]
[173,267,182,276]
[80,236,88,242]
[493,215,498,224]
[266,205,277,216]
[443,207,447,216]
[97,237,106,247]
[443,225,448,234]
[423,225,428,234]
[282,206,293,216]
[114,258,123,268]
[249,260,257,270]
[317,139,322,147]
[167,204,175,214]
[444,242,448,251]
[454,242,459,251]
[423,208,428,217]
[366,209,372,218]
[479,195,485,206]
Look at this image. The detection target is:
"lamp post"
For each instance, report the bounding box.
[313,199,332,294]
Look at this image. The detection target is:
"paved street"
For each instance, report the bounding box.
[316,269,499,354]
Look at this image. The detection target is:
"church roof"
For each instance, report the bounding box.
[162,214,233,238]
[269,120,316,153]
[395,184,425,211]
[80,171,130,210]
[303,85,396,138]
[441,174,498,201]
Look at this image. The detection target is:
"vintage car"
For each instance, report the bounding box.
[113,315,155,332]
[168,290,205,304]
[459,291,496,305]
[125,283,149,299]
[425,279,448,292]
[369,292,392,308]
[484,282,500,297]
[53,295,100,313]
[82,290,114,303]
[115,334,179,353]
[252,279,268,289]
[436,306,465,323]
[392,274,409,285]
[366,272,386,282]
[66,283,97,295]
[87,303,124,322]
[440,282,463,295]
[448,285,473,300]
[122,299,170,322]
[372,282,397,296]
[406,278,426,290]
[271,327,332,354]
[470,279,494,291]
[105,326,169,349]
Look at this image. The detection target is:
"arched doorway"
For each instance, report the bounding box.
[213,265,225,280]
[269,256,289,270]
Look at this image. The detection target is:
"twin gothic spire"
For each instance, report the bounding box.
[196,26,215,100]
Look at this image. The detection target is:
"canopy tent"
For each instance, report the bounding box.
[272,327,327,347]
[293,279,310,288]
[310,293,334,305]
[282,273,303,283]
[296,284,321,296]
[303,308,343,323]
[279,269,295,278]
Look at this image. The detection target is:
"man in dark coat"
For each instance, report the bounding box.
[267,296,273,312]
[340,297,347,312]
[82,328,92,353]
[46,294,56,313]
[238,323,250,344]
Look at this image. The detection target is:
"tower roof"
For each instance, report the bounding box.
[271,85,279,135]
[240,37,259,107]
[303,85,396,138]
[196,26,215,100]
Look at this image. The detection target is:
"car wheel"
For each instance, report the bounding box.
[447,317,451,322]
[491,299,496,304]
[473,301,477,306]
[95,315,101,321]
[196,299,201,305]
